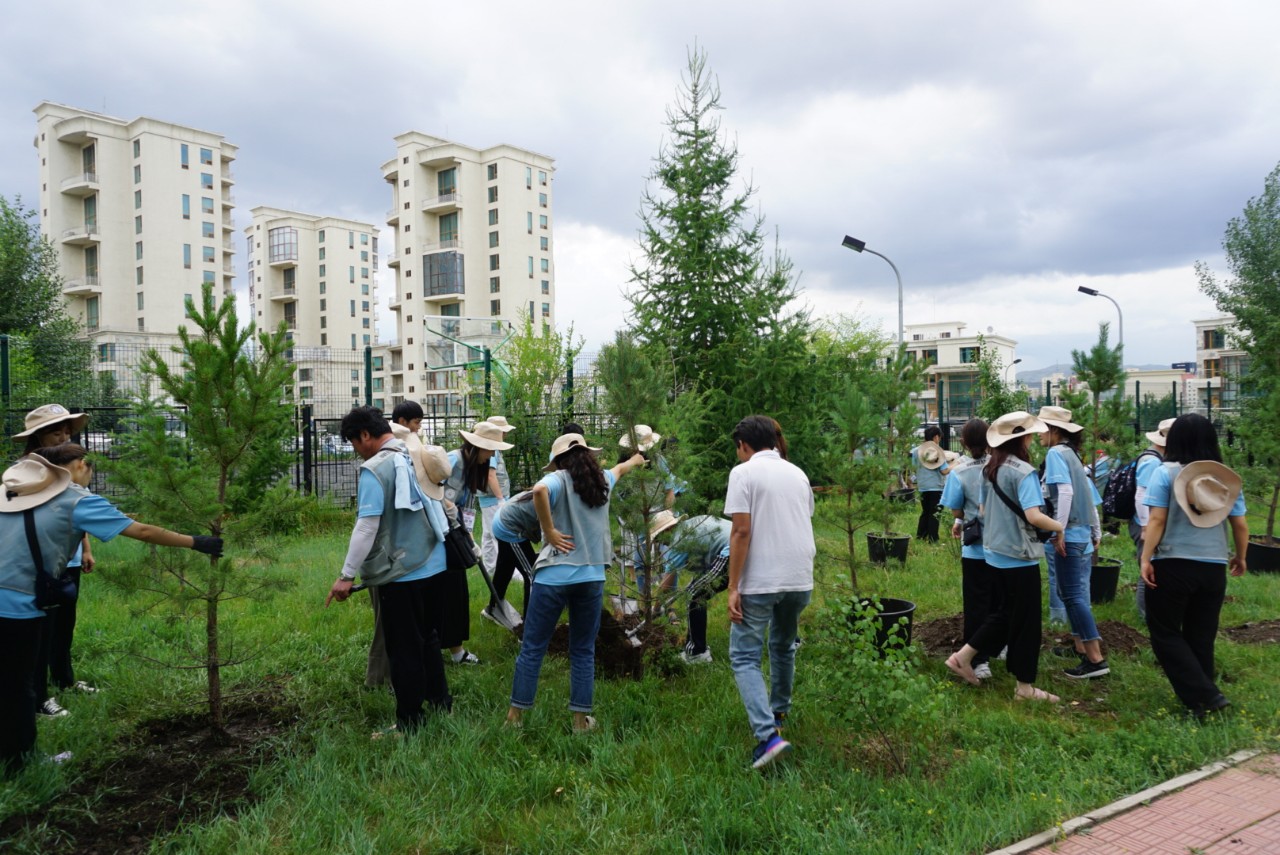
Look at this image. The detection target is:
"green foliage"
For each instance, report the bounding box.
[1070,323,1136,476]
[103,284,297,728]
[809,596,948,776]
[1198,161,1280,539]
[973,335,1026,422]
[819,377,888,588]
[1225,394,1280,541]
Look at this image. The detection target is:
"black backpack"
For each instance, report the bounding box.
[1101,450,1162,521]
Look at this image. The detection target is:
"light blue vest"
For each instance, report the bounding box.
[534,470,613,571]
[1044,445,1094,530]
[0,485,86,598]
[952,456,987,524]
[670,515,731,570]
[358,447,439,587]
[494,490,540,542]
[1153,462,1232,563]
[982,458,1043,563]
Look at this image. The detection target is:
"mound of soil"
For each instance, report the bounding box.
[1222,619,1280,644]
[1,687,297,855]
[914,613,1148,659]
[517,607,683,679]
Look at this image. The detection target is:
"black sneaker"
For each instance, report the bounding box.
[1051,645,1084,660]
[1064,659,1110,679]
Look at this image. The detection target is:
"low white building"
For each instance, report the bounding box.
[904,322,1017,422]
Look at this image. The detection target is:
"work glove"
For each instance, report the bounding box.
[191,535,224,558]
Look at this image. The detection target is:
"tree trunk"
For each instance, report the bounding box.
[846,490,858,590]
[207,593,223,732]
[1267,482,1279,544]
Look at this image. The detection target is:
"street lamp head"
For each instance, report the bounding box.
[841,235,866,253]
[1077,286,1100,296]
[1012,358,1023,366]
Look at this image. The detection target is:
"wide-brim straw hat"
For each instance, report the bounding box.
[943,450,960,464]
[619,424,661,452]
[459,421,514,452]
[648,509,680,540]
[13,404,88,440]
[917,441,946,470]
[1036,405,1083,434]
[1,455,72,513]
[987,411,1048,448]
[542,433,603,472]
[1173,461,1242,528]
[487,416,516,433]
[1145,417,1176,448]
[418,444,452,501]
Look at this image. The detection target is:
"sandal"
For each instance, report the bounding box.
[945,654,980,686]
[574,715,598,733]
[371,724,402,741]
[1014,687,1060,703]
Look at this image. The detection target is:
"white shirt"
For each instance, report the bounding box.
[724,449,816,594]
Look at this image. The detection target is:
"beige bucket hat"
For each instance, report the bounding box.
[917,441,946,470]
[487,416,516,433]
[619,425,662,452]
[1145,417,1176,448]
[418,444,452,501]
[648,509,681,540]
[542,433,603,472]
[1036,406,1083,434]
[1173,461,1242,528]
[13,404,88,441]
[1,455,72,513]
[987,411,1049,448]
[459,421,514,452]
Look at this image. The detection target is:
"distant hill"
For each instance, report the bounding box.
[1015,363,1172,386]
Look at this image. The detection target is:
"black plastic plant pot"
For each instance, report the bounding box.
[867,532,910,564]
[852,597,917,651]
[1248,537,1280,573]
[1090,558,1122,604]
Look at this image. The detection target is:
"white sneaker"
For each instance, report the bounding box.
[681,649,713,664]
[38,698,70,718]
[996,646,1008,661]
[973,662,993,680]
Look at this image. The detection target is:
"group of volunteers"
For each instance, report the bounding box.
[2,394,1246,776]
[325,407,815,769]
[932,406,1247,717]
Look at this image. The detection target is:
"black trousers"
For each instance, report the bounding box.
[961,557,1002,666]
[1146,558,1227,709]
[490,540,534,615]
[437,562,471,649]
[967,563,1041,684]
[379,574,452,730]
[917,491,942,542]
[33,565,81,705]
[685,558,730,654]
[1,617,44,776]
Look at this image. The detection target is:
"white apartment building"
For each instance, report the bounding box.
[904,322,1018,422]
[1192,315,1249,411]
[380,132,555,412]
[34,101,237,391]
[245,207,379,415]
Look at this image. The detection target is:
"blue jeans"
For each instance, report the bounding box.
[510,580,604,713]
[729,590,811,742]
[1044,543,1068,625]
[1055,540,1100,642]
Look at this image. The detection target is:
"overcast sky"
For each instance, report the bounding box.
[3,0,1277,373]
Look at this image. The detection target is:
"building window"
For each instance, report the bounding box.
[525,167,532,189]
[137,318,145,331]
[488,209,499,226]
[490,300,501,316]
[539,214,548,230]
[319,247,325,260]
[490,276,500,293]
[528,256,534,278]
[136,241,144,260]
[349,266,355,283]
[132,139,140,158]
[320,316,327,329]
[940,332,951,339]
[180,144,189,169]
[439,212,458,243]
[425,251,464,296]
[136,266,144,285]
[202,221,214,238]
[98,343,115,363]
[362,300,370,312]
[318,229,325,243]
[137,292,145,310]
[320,333,327,346]
[538,192,548,208]
[200,147,213,165]
[350,300,356,317]
[361,233,368,245]
[180,194,190,219]
[361,267,368,279]
[320,299,326,311]
[268,227,299,263]
[86,297,99,331]
[959,346,980,363]
[363,318,370,329]
[539,170,547,186]
[135,215,143,234]
[490,254,500,271]
[487,163,498,181]
[541,279,549,295]
[527,212,533,234]
[135,190,142,209]
[319,264,326,277]
[542,302,550,318]
[202,246,215,263]
[203,270,215,284]
[184,294,194,317]
[540,258,549,273]
[912,333,923,341]
[922,349,938,367]
[1204,329,1226,349]
[362,283,369,295]
[183,244,192,269]
[437,168,457,196]
[488,186,498,203]
[319,281,326,294]
[300,386,312,399]
[201,172,213,189]
[202,196,214,214]
[360,250,368,261]
[540,236,549,251]
[1204,358,1222,378]
[489,231,499,248]
[133,164,142,183]
[363,334,371,346]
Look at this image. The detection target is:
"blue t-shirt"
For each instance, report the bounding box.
[1144,464,1246,563]
[0,493,134,619]
[534,470,616,586]
[477,450,504,509]
[940,466,983,561]
[1132,452,1164,525]
[1042,447,1098,546]
[984,471,1046,569]
[355,467,446,583]
[491,511,522,544]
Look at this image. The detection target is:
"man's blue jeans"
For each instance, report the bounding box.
[510,580,604,713]
[1055,540,1100,642]
[729,590,811,742]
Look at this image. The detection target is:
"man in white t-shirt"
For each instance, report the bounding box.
[724,415,815,770]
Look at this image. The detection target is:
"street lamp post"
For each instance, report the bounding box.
[1004,357,1023,385]
[842,235,904,346]
[1077,287,1123,356]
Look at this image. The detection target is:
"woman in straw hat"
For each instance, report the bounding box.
[476,416,520,628]
[440,421,514,665]
[505,434,645,731]
[910,426,949,543]
[945,412,1065,702]
[13,405,96,718]
[1036,406,1109,680]
[1130,418,1173,620]
[1139,414,1247,719]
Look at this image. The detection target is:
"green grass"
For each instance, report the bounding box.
[3,506,1278,854]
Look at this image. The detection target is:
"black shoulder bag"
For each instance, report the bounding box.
[24,509,77,610]
[987,474,1054,544]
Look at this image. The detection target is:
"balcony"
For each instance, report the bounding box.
[60,173,99,196]
[386,208,400,225]
[60,221,100,245]
[423,237,462,253]
[387,257,400,268]
[269,287,298,302]
[422,192,460,213]
[268,252,298,269]
[220,167,234,185]
[283,317,298,331]
[222,260,235,274]
[63,276,101,295]
[221,212,235,232]
[223,194,236,208]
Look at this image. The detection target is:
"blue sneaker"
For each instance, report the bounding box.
[751,733,792,770]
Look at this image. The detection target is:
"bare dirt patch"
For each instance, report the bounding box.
[1222,619,1280,644]
[518,607,684,679]
[0,686,298,855]
[914,613,1148,658]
